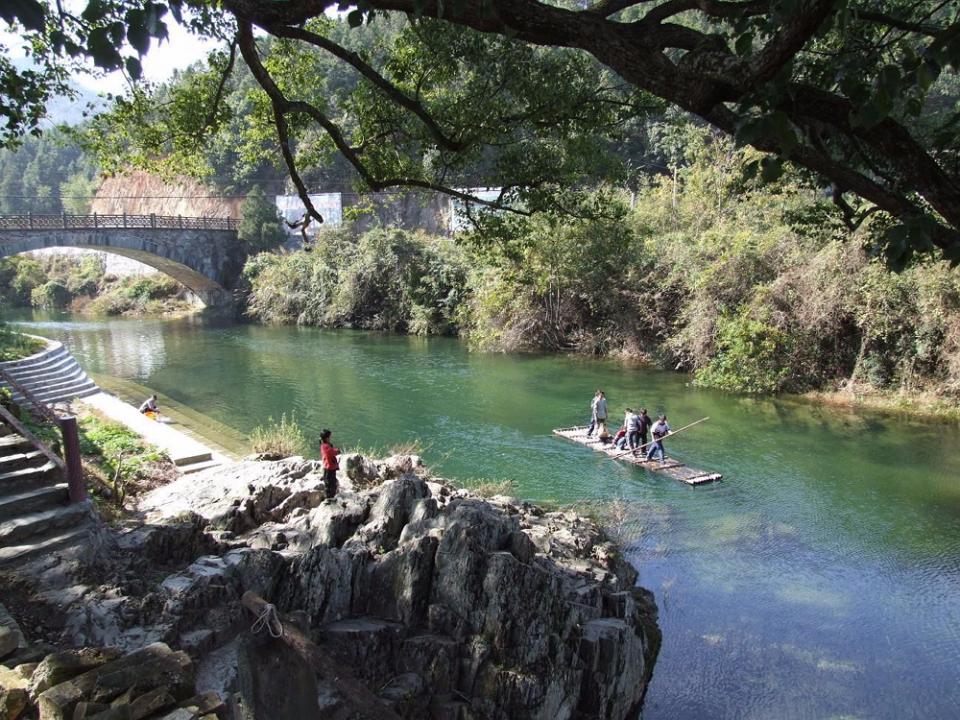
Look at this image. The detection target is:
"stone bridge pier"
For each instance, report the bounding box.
[0,220,247,309]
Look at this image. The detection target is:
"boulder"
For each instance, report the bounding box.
[0,606,24,661]
[0,686,27,720]
[236,634,318,720]
[36,643,192,720]
[29,648,123,695]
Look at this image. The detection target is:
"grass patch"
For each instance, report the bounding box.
[78,409,173,512]
[390,438,424,455]
[0,325,45,362]
[249,412,307,457]
[466,479,517,498]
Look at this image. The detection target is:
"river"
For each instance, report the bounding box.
[7,309,960,719]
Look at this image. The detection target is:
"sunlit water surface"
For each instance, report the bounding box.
[8,310,960,719]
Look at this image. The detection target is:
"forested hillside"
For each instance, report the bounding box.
[0,128,98,214]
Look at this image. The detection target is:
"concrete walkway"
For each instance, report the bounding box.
[82,392,230,474]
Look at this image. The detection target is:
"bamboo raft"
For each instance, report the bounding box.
[552,425,723,485]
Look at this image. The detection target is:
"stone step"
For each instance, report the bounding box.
[178,459,220,475]
[0,523,93,566]
[14,378,98,406]
[31,385,101,407]
[0,448,51,474]
[0,345,66,371]
[0,501,89,545]
[12,367,87,393]
[0,483,69,520]
[173,450,213,467]
[0,434,34,456]
[0,461,61,495]
[1,351,73,379]
[3,361,84,390]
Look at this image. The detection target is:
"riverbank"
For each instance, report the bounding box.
[804,385,960,422]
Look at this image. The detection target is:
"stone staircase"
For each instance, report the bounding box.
[0,339,99,409]
[0,422,93,566]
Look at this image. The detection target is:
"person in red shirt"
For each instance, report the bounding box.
[320,429,339,498]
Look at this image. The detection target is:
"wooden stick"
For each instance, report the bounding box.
[609,417,710,460]
[241,591,402,720]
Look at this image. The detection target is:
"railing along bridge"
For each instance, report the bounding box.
[0,213,235,231]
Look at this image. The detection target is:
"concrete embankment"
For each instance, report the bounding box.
[0,337,98,408]
[81,392,229,474]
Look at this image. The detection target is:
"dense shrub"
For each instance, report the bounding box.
[245,226,468,334]
[30,280,71,309]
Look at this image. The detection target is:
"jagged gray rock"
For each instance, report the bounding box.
[139,462,660,719]
[4,455,659,720]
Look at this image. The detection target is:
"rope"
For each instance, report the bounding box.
[251,603,284,638]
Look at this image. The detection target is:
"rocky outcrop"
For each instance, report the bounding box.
[2,456,661,720]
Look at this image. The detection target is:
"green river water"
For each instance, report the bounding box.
[7,309,960,719]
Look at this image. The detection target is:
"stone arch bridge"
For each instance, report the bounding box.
[0,213,246,306]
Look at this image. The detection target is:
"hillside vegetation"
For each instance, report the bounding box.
[0,253,197,316]
[245,136,960,405]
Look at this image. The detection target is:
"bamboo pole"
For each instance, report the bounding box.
[241,591,402,720]
[609,416,710,460]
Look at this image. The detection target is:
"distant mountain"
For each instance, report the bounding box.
[12,56,106,127]
[42,84,106,127]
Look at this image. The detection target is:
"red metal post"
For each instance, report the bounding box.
[57,416,86,503]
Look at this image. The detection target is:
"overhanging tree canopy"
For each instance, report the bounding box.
[3,0,960,266]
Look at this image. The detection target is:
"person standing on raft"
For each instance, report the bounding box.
[625,408,641,450]
[587,390,608,439]
[646,415,671,464]
[635,408,652,455]
[320,429,339,498]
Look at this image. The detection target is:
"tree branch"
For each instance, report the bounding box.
[237,19,528,218]
[584,0,652,17]
[750,0,836,84]
[642,0,768,26]
[198,36,237,140]
[237,21,324,223]
[263,22,467,151]
[855,10,946,37]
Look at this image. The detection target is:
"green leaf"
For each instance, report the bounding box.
[347,10,364,27]
[1,0,46,31]
[87,27,123,70]
[125,56,143,80]
[126,15,151,55]
[81,0,107,22]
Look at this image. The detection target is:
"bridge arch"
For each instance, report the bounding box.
[0,215,246,307]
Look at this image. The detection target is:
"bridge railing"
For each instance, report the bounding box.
[0,213,235,231]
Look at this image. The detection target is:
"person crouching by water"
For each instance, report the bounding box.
[613,425,628,450]
[646,415,671,464]
[320,429,339,498]
[139,394,158,415]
